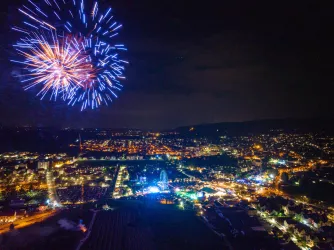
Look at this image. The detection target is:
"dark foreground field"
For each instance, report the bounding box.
[0,201,226,250]
[82,201,226,250]
[0,208,92,250]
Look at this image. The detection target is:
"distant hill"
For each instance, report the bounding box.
[174,118,334,136]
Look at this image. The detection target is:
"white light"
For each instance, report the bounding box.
[197,192,203,198]
[148,186,159,193]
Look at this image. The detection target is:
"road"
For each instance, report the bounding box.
[46,169,61,205]
[76,210,99,250]
[0,210,56,234]
[109,165,121,198]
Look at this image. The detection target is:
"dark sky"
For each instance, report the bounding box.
[0,0,333,129]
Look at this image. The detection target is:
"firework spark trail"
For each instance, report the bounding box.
[11,0,128,110]
[14,33,94,101]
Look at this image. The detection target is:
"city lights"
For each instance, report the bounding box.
[0,127,332,250]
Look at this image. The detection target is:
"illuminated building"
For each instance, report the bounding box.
[38,161,49,170]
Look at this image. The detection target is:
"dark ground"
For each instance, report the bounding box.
[83,200,226,250]
[0,208,93,250]
[0,200,226,250]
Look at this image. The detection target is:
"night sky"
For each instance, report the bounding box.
[0,0,333,129]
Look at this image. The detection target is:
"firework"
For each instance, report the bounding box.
[13,34,94,101]
[11,0,128,110]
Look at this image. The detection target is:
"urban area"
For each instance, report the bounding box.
[0,125,333,250]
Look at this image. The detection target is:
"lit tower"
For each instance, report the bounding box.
[79,134,82,153]
[78,133,84,158]
[81,180,84,203]
[159,170,169,191]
